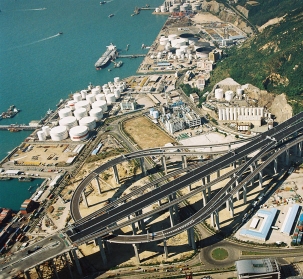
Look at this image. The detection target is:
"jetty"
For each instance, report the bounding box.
[117,54,146,58]
[0,125,40,131]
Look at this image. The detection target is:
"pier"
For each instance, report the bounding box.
[0,125,40,131]
[117,54,146,58]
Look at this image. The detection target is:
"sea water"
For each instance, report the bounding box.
[0,0,167,210]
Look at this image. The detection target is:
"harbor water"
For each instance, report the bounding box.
[0,0,167,210]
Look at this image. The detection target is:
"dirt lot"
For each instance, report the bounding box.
[123,116,174,149]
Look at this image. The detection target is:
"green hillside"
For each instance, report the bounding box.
[205,7,303,113]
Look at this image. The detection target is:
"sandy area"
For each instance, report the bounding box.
[192,12,223,23]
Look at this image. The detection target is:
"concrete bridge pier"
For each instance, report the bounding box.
[188,184,192,191]
[202,177,206,186]
[182,155,187,169]
[64,253,74,279]
[285,148,290,166]
[161,155,167,175]
[228,197,234,217]
[163,239,168,259]
[242,185,247,204]
[217,169,220,178]
[113,165,120,184]
[258,170,263,189]
[140,157,147,176]
[51,258,60,279]
[97,238,108,266]
[95,176,101,194]
[136,210,145,233]
[35,265,43,279]
[187,227,196,250]
[70,249,83,276]
[211,210,220,230]
[202,189,207,206]
[133,243,140,264]
[172,192,179,220]
[273,157,278,174]
[81,190,88,208]
[128,215,137,234]
[24,270,31,279]
[169,206,175,227]
[298,142,303,157]
[206,175,211,198]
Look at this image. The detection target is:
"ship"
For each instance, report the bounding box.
[100,1,106,4]
[1,105,20,119]
[18,176,33,182]
[95,43,118,70]
[114,61,123,68]
[108,14,114,18]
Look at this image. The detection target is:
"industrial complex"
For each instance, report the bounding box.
[0,1,303,279]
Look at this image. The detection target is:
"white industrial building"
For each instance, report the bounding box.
[165,118,185,134]
[120,98,137,111]
[184,111,201,128]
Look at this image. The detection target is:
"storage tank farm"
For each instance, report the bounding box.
[69,126,89,141]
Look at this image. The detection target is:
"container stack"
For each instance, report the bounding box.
[20,199,35,215]
[0,208,12,224]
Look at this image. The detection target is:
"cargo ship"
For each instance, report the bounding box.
[0,105,20,120]
[95,43,117,70]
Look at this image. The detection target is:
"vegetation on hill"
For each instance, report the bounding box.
[203,7,303,113]
[233,0,302,26]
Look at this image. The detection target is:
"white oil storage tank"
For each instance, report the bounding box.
[73,107,87,120]
[58,107,72,119]
[168,34,177,42]
[59,116,78,131]
[80,90,87,100]
[105,94,116,105]
[215,89,224,100]
[42,126,50,137]
[114,77,120,83]
[160,5,165,12]
[37,130,46,141]
[69,126,89,141]
[236,88,244,99]
[225,90,234,102]
[91,87,100,95]
[114,89,121,99]
[66,100,77,111]
[152,110,159,119]
[50,126,68,141]
[79,116,96,131]
[86,93,95,104]
[89,108,103,121]
[73,93,82,102]
[75,100,91,112]
[96,94,106,101]
[92,100,107,112]
[103,88,111,95]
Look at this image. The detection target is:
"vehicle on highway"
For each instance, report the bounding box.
[26,245,42,255]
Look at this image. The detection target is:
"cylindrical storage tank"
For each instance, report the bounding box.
[114,77,120,83]
[268,119,274,129]
[59,116,78,131]
[152,110,159,119]
[86,93,95,104]
[102,84,108,92]
[180,5,186,12]
[42,126,50,137]
[160,5,165,12]
[169,6,175,12]
[160,37,169,46]
[89,108,103,121]
[73,93,82,102]
[66,100,77,111]
[73,107,87,120]
[150,107,155,115]
[157,52,162,59]
[236,88,244,98]
[106,93,116,105]
[91,87,101,96]
[113,89,121,99]
[37,130,46,141]
[155,7,160,12]
[180,45,188,53]
[75,100,91,112]
[69,126,89,141]
[79,116,96,131]
[168,34,177,42]
[215,89,224,100]
[176,49,183,57]
[50,126,68,141]
[103,88,111,95]
[92,100,108,112]
[192,3,200,10]
[96,94,106,101]
[58,107,72,119]
[80,90,87,100]
[165,42,171,51]
[225,91,234,102]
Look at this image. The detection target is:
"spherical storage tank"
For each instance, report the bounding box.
[215,88,224,100]
[37,130,46,141]
[89,108,103,121]
[73,93,82,102]
[50,126,68,141]
[75,100,91,112]
[225,90,234,102]
[105,94,116,105]
[69,126,89,141]
[92,100,107,112]
[79,116,96,131]
[86,93,95,104]
[58,108,72,119]
[42,126,50,137]
[59,116,78,131]
[73,107,87,120]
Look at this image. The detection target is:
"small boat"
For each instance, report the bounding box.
[28,185,33,191]
[19,176,33,182]
[58,32,63,35]
[114,61,123,68]
[100,1,106,4]
[0,177,11,181]
[108,14,114,18]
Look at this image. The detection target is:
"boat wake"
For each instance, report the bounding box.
[2,33,61,52]
[17,8,47,11]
